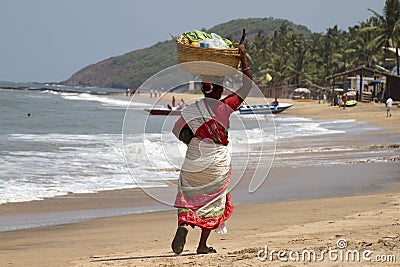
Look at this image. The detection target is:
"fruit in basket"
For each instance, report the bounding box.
[179,30,235,49]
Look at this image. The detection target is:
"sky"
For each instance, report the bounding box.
[0,0,385,83]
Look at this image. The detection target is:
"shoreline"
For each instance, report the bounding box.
[1,127,399,232]
[1,98,399,229]
[1,184,399,266]
[1,94,399,266]
[117,91,400,133]
[1,161,398,232]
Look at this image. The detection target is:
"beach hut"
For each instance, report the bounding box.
[327,66,400,101]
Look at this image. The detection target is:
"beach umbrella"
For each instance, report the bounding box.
[294,88,310,93]
[346,91,356,97]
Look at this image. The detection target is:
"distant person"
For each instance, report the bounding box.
[130,88,135,96]
[342,94,347,109]
[272,97,279,111]
[150,89,154,98]
[126,88,130,96]
[386,97,393,117]
[172,96,176,107]
[178,98,187,110]
[323,93,327,104]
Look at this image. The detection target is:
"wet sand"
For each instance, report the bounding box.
[0,98,399,266]
[1,186,399,266]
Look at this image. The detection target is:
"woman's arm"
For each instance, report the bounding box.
[235,44,253,103]
[172,116,185,139]
[172,116,193,145]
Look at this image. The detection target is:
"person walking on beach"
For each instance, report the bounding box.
[172,96,176,107]
[333,94,338,106]
[342,94,347,109]
[171,44,253,255]
[178,98,187,110]
[386,97,393,117]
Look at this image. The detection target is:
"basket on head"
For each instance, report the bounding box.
[176,41,240,76]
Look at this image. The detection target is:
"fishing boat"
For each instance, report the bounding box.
[145,106,182,115]
[238,103,293,114]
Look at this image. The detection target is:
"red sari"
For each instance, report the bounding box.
[173,93,241,231]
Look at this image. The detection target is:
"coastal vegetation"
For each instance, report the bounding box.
[246,0,400,89]
[63,0,400,90]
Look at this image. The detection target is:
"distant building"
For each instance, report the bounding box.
[327,66,400,101]
[258,85,287,98]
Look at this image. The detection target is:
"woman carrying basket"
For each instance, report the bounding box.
[171,44,253,254]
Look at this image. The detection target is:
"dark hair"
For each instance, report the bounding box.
[201,82,223,94]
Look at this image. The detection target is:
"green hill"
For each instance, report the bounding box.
[62,18,312,89]
[208,17,310,42]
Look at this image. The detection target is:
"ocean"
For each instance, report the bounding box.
[0,82,398,205]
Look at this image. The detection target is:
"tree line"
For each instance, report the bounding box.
[246,0,400,89]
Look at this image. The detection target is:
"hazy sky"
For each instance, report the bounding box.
[1,0,384,83]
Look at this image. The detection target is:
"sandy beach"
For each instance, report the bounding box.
[1,97,399,266]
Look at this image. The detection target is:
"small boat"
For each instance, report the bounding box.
[145,106,182,115]
[238,103,293,114]
[340,100,357,107]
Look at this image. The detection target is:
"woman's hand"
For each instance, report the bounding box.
[237,44,247,64]
[235,44,252,102]
[237,44,251,79]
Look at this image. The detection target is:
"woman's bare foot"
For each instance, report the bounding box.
[196,246,217,254]
[196,229,217,254]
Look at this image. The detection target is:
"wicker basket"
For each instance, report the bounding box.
[176,40,240,76]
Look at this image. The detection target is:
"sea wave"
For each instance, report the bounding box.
[58,92,150,108]
[1,133,170,204]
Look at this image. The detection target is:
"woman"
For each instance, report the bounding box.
[171,44,253,254]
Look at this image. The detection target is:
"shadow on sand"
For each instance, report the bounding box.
[90,252,198,263]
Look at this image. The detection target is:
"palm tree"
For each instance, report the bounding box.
[368,0,400,75]
[307,33,327,85]
[349,19,382,67]
[266,51,290,87]
[286,33,312,86]
[247,34,273,85]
